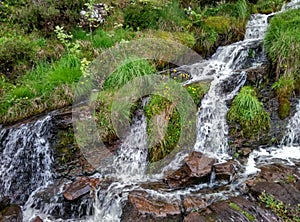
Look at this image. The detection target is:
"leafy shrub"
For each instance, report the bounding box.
[227,86,270,138]
[255,0,285,14]
[0,37,36,80]
[124,0,187,31]
[124,3,160,30]
[11,0,86,35]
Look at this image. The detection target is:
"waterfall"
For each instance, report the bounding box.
[281,101,300,146]
[90,109,148,222]
[0,116,53,204]
[112,110,148,181]
[181,13,273,157]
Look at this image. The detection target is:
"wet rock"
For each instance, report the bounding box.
[248,164,300,208]
[183,195,207,213]
[63,177,101,201]
[184,196,280,222]
[121,191,182,222]
[32,216,43,222]
[0,197,10,211]
[0,204,22,222]
[165,151,216,188]
[213,160,239,182]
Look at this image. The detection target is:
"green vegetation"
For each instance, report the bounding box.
[144,81,207,162]
[227,86,270,138]
[264,8,300,118]
[0,0,292,161]
[253,0,286,14]
[103,58,155,90]
[259,192,300,221]
[229,202,255,221]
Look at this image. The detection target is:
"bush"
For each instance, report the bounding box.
[124,0,187,31]
[124,3,160,30]
[254,0,285,14]
[11,0,86,35]
[0,37,36,80]
[227,86,270,138]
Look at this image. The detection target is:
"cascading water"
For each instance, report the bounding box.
[0,116,53,204]
[90,109,148,222]
[87,7,279,222]
[1,1,300,221]
[182,13,273,157]
[246,100,300,175]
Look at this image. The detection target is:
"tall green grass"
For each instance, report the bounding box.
[228,86,270,137]
[0,54,81,121]
[103,58,155,90]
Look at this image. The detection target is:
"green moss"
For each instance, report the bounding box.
[229,202,255,222]
[55,128,78,164]
[144,94,181,162]
[204,16,231,34]
[185,82,210,105]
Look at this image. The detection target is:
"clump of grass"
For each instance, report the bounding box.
[92,28,136,49]
[227,86,270,138]
[103,58,155,90]
[264,8,300,80]
[254,0,286,14]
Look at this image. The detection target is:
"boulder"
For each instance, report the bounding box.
[183,195,207,213]
[165,151,215,188]
[0,204,22,222]
[32,216,43,222]
[121,191,182,222]
[0,197,10,212]
[213,160,239,182]
[184,196,280,222]
[63,177,101,201]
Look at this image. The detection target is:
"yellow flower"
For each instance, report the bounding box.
[25,97,28,99]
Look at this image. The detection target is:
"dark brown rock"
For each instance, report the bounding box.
[32,216,43,222]
[0,197,10,212]
[183,195,207,213]
[121,190,182,222]
[184,196,280,222]
[0,204,22,222]
[213,160,239,182]
[63,177,101,201]
[165,151,215,188]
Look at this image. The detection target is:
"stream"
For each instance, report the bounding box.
[0,1,300,221]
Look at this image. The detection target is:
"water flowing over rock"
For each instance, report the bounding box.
[281,101,300,146]
[0,116,53,205]
[63,177,101,201]
[181,13,272,157]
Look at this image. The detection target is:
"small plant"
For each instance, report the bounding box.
[54,26,81,54]
[227,86,270,138]
[259,192,300,221]
[229,202,255,221]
